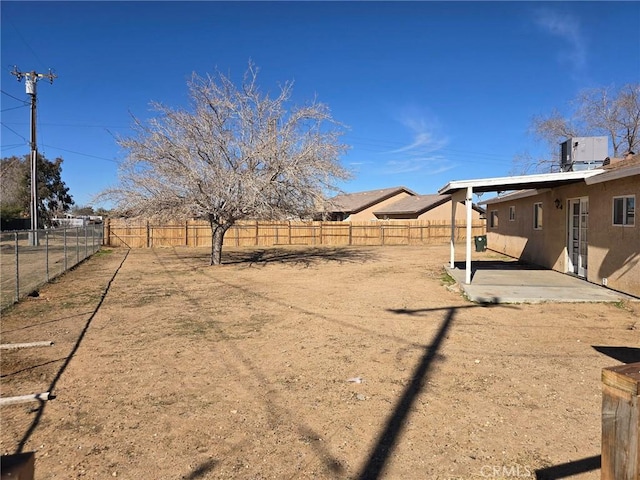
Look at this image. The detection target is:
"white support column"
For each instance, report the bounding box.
[450,194,457,268]
[465,186,473,284]
[450,190,465,268]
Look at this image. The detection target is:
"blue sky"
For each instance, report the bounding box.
[2,1,639,208]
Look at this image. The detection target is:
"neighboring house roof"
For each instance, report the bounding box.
[328,186,417,214]
[374,194,485,216]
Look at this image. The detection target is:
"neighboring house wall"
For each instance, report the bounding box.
[346,191,414,221]
[416,201,483,222]
[486,177,639,297]
[377,201,484,222]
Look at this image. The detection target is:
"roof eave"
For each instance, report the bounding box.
[585,164,640,184]
[438,170,603,195]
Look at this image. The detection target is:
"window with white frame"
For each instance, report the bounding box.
[489,210,498,228]
[533,203,543,229]
[509,206,515,221]
[613,195,635,226]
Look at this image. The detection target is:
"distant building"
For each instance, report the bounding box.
[52,214,103,228]
[320,186,484,222]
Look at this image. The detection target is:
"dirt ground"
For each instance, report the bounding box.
[1,245,638,480]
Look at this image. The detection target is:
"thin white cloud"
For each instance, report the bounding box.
[534,8,587,73]
[382,110,451,175]
[383,156,456,175]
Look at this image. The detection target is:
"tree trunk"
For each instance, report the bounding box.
[209,220,231,265]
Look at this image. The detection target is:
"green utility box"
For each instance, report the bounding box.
[474,235,487,252]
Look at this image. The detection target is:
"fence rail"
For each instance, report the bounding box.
[105,219,486,249]
[0,225,104,310]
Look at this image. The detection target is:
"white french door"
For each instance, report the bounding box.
[568,198,588,277]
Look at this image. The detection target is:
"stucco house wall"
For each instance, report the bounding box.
[346,191,414,221]
[379,201,484,222]
[417,201,483,222]
[486,177,639,297]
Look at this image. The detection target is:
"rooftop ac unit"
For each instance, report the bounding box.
[560,136,608,172]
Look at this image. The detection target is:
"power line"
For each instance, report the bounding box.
[40,144,121,164]
[346,134,515,163]
[5,15,48,70]
[1,89,29,104]
[1,105,29,113]
[0,122,27,142]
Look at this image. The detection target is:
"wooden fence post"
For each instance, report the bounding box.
[601,362,640,480]
[104,218,111,246]
[146,221,151,248]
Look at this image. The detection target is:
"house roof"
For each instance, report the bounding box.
[373,194,449,215]
[327,186,417,213]
[438,170,604,195]
[602,152,640,170]
[373,194,485,215]
[588,153,640,184]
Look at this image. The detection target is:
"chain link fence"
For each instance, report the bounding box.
[0,225,104,310]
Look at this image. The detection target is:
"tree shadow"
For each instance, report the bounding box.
[223,247,376,266]
[592,345,640,363]
[151,249,348,477]
[534,454,601,479]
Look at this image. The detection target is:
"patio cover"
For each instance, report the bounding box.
[437,170,604,285]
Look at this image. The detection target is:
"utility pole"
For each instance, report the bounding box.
[11,66,57,246]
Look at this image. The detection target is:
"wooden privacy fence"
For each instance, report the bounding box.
[104,219,486,249]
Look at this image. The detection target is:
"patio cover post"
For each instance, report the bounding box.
[465,186,473,284]
[450,190,465,268]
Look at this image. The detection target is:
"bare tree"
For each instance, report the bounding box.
[514,83,640,173]
[100,64,351,265]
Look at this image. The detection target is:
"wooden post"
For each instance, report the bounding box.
[0,452,35,480]
[146,221,151,248]
[255,220,259,246]
[104,218,111,246]
[0,341,53,350]
[0,392,51,407]
[602,362,640,480]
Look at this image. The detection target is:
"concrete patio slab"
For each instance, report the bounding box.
[445,261,637,304]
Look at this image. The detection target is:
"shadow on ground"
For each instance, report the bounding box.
[535,454,601,479]
[213,247,376,266]
[592,345,640,363]
[11,250,130,454]
[358,302,512,479]
[453,259,546,282]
